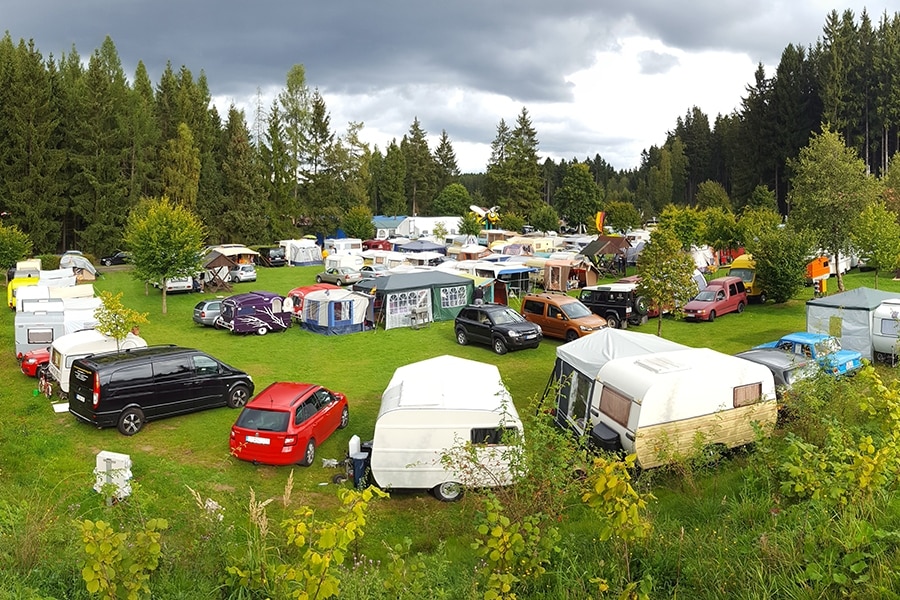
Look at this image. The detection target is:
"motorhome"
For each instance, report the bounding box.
[551,343,776,469]
[324,238,363,256]
[349,355,523,501]
[727,254,766,303]
[46,329,148,397]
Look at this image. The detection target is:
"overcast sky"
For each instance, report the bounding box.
[6,1,900,173]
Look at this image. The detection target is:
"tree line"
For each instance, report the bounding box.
[2,8,900,258]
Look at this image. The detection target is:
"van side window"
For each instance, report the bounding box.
[522,300,543,315]
[192,355,219,376]
[470,426,518,445]
[548,305,563,319]
[733,382,762,408]
[153,357,192,380]
[110,363,153,386]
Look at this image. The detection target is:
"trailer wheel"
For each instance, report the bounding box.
[433,481,463,502]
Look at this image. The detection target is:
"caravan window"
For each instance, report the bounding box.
[733,382,762,408]
[28,328,54,344]
[471,426,519,445]
[598,386,631,427]
[881,318,900,336]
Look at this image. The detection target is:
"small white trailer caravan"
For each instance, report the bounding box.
[553,345,776,469]
[350,355,523,501]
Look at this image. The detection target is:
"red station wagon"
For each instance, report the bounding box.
[229,382,349,466]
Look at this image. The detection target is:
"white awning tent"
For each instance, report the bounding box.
[806,287,899,361]
[280,239,323,266]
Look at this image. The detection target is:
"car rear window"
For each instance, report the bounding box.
[235,408,290,432]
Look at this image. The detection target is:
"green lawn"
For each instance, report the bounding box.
[3,264,900,597]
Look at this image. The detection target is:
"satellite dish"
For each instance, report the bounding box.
[469,205,487,217]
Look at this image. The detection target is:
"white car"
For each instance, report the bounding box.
[229,264,257,283]
[155,276,196,293]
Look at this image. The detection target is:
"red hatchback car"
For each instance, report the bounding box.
[229,382,349,466]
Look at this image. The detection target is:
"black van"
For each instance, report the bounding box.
[68,346,254,435]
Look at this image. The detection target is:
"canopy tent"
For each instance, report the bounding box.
[806,287,898,360]
[299,288,372,335]
[355,271,474,330]
[579,235,631,258]
[209,244,259,262]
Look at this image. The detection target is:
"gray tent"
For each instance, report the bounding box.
[806,287,899,361]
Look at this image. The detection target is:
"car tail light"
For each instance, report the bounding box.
[200,311,207,317]
[283,436,297,453]
[92,372,101,408]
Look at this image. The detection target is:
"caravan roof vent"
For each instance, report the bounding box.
[634,355,689,374]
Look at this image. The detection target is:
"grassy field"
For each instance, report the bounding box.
[4,264,900,598]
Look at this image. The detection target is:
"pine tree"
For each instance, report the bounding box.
[160,123,200,210]
[433,129,460,192]
[218,106,267,244]
[401,117,436,215]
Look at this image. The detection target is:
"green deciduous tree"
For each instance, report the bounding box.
[458,212,483,237]
[530,204,559,233]
[432,182,471,216]
[694,180,732,211]
[752,224,817,303]
[0,222,33,268]
[94,291,149,351]
[852,200,900,287]
[657,204,704,250]
[604,201,642,234]
[124,197,206,314]
[636,228,697,335]
[788,126,882,291]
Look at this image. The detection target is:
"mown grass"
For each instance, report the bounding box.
[3,265,900,598]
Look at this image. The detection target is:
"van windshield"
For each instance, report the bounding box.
[729,268,754,283]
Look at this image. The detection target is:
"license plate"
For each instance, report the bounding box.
[246,435,270,445]
[75,393,85,402]
[524,334,536,339]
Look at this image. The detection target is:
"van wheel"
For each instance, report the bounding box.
[299,439,316,467]
[737,301,745,313]
[492,337,508,355]
[433,481,463,502]
[227,384,251,408]
[338,405,349,429]
[707,310,716,322]
[565,330,579,342]
[117,408,145,436]
[256,326,268,336]
[759,292,767,304]
[605,314,620,330]
[456,328,468,345]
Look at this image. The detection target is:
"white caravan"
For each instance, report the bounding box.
[350,355,523,501]
[46,329,147,397]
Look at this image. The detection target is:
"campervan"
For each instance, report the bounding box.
[727,254,766,303]
[349,355,523,501]
[46,329,148,397]
[554,347,776,469]
[873,298,900,362]
[215,291,292,335]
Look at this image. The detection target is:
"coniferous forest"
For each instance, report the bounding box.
[0,8,896,257]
